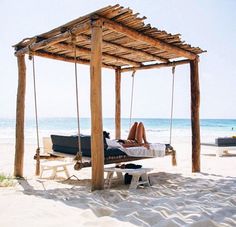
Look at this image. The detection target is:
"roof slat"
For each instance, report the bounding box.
[14,4,205,68]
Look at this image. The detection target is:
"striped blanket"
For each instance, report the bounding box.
[122,143,166,157]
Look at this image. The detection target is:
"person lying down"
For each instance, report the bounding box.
[105,122,173,158]
[118,122,149,148]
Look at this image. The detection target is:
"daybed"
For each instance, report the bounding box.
[44,134,177,167]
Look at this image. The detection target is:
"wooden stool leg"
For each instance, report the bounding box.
[51,167,57,179]
[129,174,140,190]
[40,166,45,178]
[116,172,123,183]
[217,147,223,157]
[141,173,150,186]
[63,166,70,178]
[105,172,114,188]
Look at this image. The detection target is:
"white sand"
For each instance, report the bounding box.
[0,141,236,227]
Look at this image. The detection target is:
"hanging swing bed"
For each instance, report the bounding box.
[29,45,177,173]
[13,5,205,189]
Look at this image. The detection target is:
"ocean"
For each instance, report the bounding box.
[0,118,236,146]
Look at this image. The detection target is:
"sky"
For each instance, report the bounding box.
[0,0,236,119]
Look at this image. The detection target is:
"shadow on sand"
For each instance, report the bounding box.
[17,171,236,227]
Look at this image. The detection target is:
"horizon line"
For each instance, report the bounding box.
[1,117,236,121]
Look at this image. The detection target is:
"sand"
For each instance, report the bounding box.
[0,141,236,227]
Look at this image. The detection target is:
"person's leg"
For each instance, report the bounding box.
[135,122,148,144]
[127,122,138,140]
[142,123,148,144]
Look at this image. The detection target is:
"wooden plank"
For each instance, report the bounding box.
[103,6,131,20]
[15,21,91,56]
[102,16,197,60]
[190,59,201,172]
[90,20,104,191]
[52,42,141,67]
[121,59,190,72]
[115,67,121,139]
[33,50,116,69]
[79,34,168,62]
[27,6,114,39]
[14,55,26,177]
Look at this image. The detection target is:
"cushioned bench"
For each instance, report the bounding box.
[201,137,236,156]
[215,137,236,147]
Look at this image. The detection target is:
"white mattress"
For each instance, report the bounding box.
[123,143,166,157]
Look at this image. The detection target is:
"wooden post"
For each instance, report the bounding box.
[190,58,201,172]
[115,67,121,139]
[90,19,104,190]
[14,55,26,177]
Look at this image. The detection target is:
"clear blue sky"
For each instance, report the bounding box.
[1,0,235,119]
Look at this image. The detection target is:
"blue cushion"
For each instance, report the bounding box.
[50,134,111,157]
[51,135,92,156]
[52,145,78,155]
[215,137,236,147]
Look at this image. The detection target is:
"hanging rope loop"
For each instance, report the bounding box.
[131,70,136,78]
[27,43,35,60]
[172,65,175,75]
[29,51,41,175]
[28,49,33,60]
[129,70,136,128]
[169,65,176,145]
[70,31,76,44]
[71,33,83,170]
[31,54,40,150]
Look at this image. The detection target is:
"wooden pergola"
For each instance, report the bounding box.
[14,5,205,190]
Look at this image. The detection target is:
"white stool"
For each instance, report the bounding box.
[104,167,153,189]
[201,143,236,157]
[40,160,73,179]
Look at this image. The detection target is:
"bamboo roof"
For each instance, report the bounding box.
[14,5,206,70]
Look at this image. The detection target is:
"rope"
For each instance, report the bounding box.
[29,52,41,175]
[129,70,136,128]
[72,36,82,168]
[169,66,176,145]
[31,55,40,150]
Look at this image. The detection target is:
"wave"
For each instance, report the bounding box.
[0,118,235,143]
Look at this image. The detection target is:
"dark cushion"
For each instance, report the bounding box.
[51,134,112,157]
[51,135,78,148]
[51,135,92,156]
[52,145,78,155]
[215,137,236,147]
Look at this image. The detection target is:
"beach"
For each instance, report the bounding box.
[0,130,236,227]
[1,0,236,226]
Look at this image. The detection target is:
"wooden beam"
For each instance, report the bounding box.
[15,21,91,56]
[121,59,190,72]
[115,67,121,139]
[90,20,104,191]
[102,16,197,60]
[52,42,141,67]
[190,58,201,172]
[79,34,169,63]
[33,50,116,69]
[14,55,26,177]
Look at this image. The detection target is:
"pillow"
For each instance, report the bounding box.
[105,138,123,149]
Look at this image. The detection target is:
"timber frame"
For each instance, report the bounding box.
[13,5,205,190]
